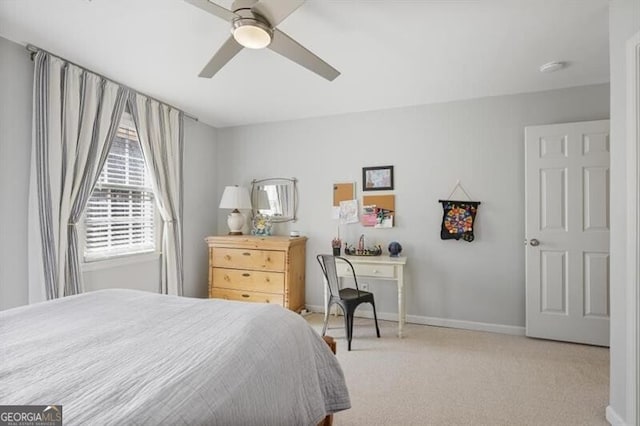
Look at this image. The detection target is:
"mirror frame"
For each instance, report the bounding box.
[251,177,298,223]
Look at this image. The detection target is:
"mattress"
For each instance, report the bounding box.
[0,289,350,425]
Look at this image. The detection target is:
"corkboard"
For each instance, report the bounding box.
[333,183,355,206]
[362,194,395,212]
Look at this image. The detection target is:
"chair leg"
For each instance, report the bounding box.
[347,307,356,351]
[341,307,352,351]
[322,301,331,336]
[371,301,381,338]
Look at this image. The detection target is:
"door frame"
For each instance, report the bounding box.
[625,30,640,426]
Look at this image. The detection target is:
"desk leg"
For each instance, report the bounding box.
[397,266,405,338]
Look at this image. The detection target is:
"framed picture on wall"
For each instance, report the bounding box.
[362,165,394,191]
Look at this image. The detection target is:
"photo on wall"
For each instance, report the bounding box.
[362,165,394,191]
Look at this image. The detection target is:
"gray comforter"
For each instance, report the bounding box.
[0,289,350,425]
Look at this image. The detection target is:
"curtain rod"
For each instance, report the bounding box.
[26,44,199,122]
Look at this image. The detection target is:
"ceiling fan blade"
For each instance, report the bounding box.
[268,29,340,81]
[184,0,237,22]
[198,36,244,78]
[252,0,305,26]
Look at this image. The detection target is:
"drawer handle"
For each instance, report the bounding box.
[241,294,250,298]
[266,257,271,262]
[265,299,270,303]
[224,255,231,261]
[242,273,251,277]
[242,252,251,256]
[373,269,379,274]
[224,275,230,281]
[265,277,270,282]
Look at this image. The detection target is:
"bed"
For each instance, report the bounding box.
[0,289,350,425]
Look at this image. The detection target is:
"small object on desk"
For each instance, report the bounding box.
[345,234,382,256]
[289,230,300,237]
[331,237,342,256]
[388,241,402,257]
[344,244,382,256]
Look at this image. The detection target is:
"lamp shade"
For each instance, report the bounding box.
[219,185,252,210]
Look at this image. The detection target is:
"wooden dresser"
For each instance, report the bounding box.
[205,235,307,312]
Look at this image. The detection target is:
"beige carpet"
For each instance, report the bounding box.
[305,314,609,426]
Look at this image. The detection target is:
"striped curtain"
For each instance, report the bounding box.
[128,93,184,296]
[28,51,128,302]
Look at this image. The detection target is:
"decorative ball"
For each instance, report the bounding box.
[388,241,402,257]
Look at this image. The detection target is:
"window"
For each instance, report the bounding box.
[83,112,157,261]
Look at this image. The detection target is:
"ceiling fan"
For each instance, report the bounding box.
[184,0,340,81]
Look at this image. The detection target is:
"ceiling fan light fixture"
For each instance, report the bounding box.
[232,18,272,49]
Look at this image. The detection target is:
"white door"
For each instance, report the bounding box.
[525,120,610,346]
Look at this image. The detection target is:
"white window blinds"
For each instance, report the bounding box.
[84,113,156,260]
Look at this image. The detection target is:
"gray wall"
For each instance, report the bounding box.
[217,84,610,329]
[0,36,32,310]
[182,119,219,298]
[608,0,640,422]
[0,36,219,309]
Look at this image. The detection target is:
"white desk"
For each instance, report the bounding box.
[327,255,408,337]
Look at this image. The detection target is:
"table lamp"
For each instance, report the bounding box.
[219,185,252,235]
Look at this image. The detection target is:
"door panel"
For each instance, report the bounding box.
[583,167,609,231]
[525,119,610,346]
[582,132,609,155]
[540,168,567,231]
[540,134,568,158]
[583,252,609,318]
[540,251,567,314]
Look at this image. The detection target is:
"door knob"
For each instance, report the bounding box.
[529,239,540,247]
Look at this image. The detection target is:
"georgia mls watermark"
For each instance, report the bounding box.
[0,405,62,426]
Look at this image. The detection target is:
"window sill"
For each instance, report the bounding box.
[82,251,161,272]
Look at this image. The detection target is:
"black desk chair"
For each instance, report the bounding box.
[317,254,381,351]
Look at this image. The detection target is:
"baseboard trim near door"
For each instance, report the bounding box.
[305,305,525,336]
[606,405,627,426]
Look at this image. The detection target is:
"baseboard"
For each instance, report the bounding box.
[606,405,626,426]
[305,305,525,336]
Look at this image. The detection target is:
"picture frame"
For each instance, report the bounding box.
[362,165,394,191]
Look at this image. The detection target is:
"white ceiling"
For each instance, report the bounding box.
[0,0,609,128]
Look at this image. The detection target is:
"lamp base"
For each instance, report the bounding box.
[227,211,246,235]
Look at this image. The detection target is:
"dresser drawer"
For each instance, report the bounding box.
[210,288,284,306]
[212,268,284,294]
[337,262,395,279]
[211,248,285,272]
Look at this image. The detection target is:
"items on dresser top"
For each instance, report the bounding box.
[219,185,252,235]
[206,235,307,312]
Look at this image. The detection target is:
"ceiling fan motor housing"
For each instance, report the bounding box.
[230,6,273,49]
[231,0,260,12]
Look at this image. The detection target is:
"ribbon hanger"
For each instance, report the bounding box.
[439,180,480,204]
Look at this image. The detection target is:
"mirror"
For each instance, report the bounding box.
[251,178,298,223]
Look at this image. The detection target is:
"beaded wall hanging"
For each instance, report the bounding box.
[439,181,481,242]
